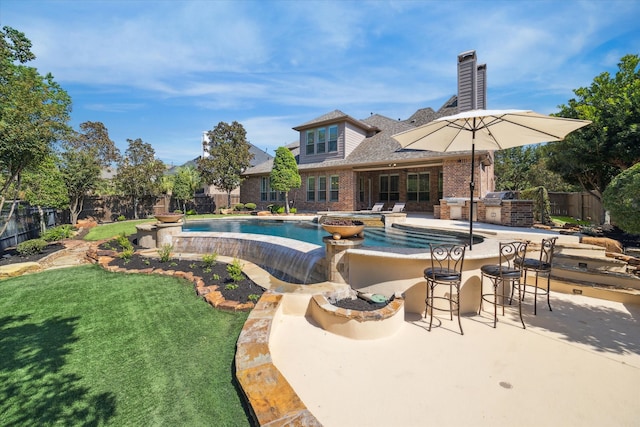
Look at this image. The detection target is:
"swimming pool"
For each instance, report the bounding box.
[182,219,480,249]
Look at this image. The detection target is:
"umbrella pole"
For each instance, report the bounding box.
[469,142,475,250]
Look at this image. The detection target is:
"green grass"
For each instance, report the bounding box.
[551,215,592,226]
[0,265,251,426]
[83,219,155,241]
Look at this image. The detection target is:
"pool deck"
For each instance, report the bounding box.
[243,214,640,426]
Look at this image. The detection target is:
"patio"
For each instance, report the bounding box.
[237,215,640,426]
[269,286,639,426]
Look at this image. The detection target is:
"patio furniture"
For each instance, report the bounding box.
[478,241,529,329]
[391,202,405,212]
[370,202,385,213]
[424,243,466,334]
[514,237,557,315]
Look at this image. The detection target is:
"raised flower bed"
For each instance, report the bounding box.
[321,219,365,240]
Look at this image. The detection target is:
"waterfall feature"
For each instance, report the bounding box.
[172,232,326,284]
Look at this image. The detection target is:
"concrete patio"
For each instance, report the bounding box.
[237,215,640,426]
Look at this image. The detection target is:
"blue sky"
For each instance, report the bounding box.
[2,0,639,166]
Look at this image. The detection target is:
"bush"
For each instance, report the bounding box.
[202,253,218,268]
[116,215,126,222]
[227,258,244,282]
[41,225,74,242]
[244,202,256,211]
[186,209,197,216]
[234,203,245,211]
[115,233,134,252]
[603,162,640,234]
[520,186,551,225]
[16,239,47,256]
[157,244,173,263]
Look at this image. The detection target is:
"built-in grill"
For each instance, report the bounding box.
[443,197,468,206]
[483,191,516,206]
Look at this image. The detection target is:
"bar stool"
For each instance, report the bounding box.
[514,237,557,315]
[424,244,466,335]
[479,241,528,329]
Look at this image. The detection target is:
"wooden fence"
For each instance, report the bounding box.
[548,192,603,224]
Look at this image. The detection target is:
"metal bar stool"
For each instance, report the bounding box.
[514,237,557,315]
[424,244,466,335]
[478,241,528,329]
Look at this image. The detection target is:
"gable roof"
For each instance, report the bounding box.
[243,95,481,175]
[293,109,379,133]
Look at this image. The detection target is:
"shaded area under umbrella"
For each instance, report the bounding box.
[393,109,591,249]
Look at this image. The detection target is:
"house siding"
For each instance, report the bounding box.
[344,122,367,157]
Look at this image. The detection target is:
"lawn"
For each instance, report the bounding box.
[0,265,251,426]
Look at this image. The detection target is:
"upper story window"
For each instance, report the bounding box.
[317,128,326,153]
[328,125,338,152]
[306,130,315,155]
[304,125,339,155]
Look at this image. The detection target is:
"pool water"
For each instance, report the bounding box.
[182,219,478,249]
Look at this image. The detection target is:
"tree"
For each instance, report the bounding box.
[0,26,71,234]
[60,122,120,224]
[115,139,166,219]
[197,121,253,209]
[545,54,640,202]
[270,146,301,214]
[22,155,69,233]
[495,145,578,192]
[603,162,640,234]
[172,166,201,214]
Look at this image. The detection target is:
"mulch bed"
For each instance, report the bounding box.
[0,242,65,267]
[104,242,265,304]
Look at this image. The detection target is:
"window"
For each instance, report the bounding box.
[330,175,339,201]
[358,176,365,202]
[379,174,399,202]
[306,130,315,155]
[307,177,315,201]
[438,171,443,201]
[407,173,430,202]
[260,177,268,201]
[318,176,327,202]
[317,128,326,153]
[328,125,338,152]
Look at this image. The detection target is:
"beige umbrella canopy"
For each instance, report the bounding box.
[392,109,591,249]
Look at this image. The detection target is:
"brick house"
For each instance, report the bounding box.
[240,51,495,213]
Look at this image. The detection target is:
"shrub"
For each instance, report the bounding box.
[227,258,244,282]
[116,233,133,252]
[248,294,260,303]
[225,283,238,290]
[173,209,183,214]
[202,253,218,268]
[41,224,74,242]
[603,162,640,234]
[234,203,245,211]
[119,247,134,262]
[157,244,173,263]
[116,215,126,222]
[186,209,197,215]
[16,239,47,256]
[244,202,256,211]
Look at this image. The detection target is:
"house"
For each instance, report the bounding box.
[240,51,494,213]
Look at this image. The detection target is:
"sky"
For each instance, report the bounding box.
[2,0,639,166]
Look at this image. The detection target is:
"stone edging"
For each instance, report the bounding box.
[235,292,322,426]
[86,242,255,312]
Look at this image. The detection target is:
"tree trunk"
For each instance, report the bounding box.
[0,175,22,237]
[133,196,139,219]
[38,205,46,235]
[285,191,290,214]
[227,191,232,210]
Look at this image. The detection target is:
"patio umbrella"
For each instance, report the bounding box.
[392,109,591,249]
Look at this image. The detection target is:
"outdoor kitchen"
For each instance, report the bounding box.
[437,192,534,228]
